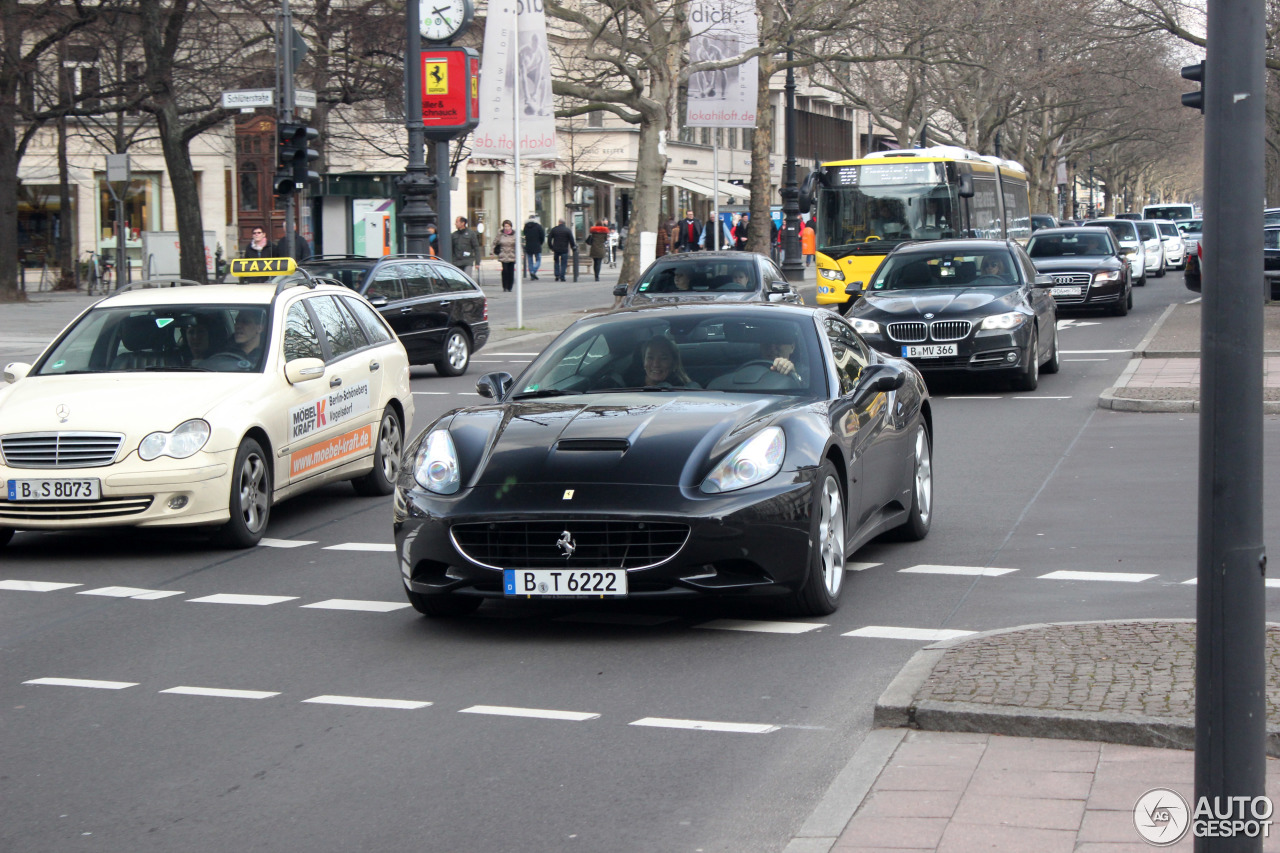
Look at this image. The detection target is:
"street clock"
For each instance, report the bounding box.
[421,0,474,43]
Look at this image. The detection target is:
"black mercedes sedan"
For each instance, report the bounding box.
[1026,226,1133,316]
[394,303,932,618]
[844,239,1059,391]
[612,251,802,307]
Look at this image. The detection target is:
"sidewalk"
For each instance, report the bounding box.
[1100,301,1280,413]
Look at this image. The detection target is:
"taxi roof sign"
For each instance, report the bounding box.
[230,257,296,277]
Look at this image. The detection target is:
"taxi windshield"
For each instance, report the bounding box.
[33,305,271,375]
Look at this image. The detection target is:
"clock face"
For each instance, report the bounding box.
[421,0,470,42]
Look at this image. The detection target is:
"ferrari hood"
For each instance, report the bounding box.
[448,393,797,487]
[859,285,1020,317]
[0,373,257,435]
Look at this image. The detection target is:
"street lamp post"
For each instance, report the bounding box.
[780,41,804,283]
[397,0,436,255]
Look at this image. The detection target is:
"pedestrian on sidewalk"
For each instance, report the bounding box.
[702,214,727,250]
[452,216,480,277]
[522,215,545,280]
[425,223,439,258]
[493,220,519,292]
[733,213,750,250]
[547,219,576,281]
[676,211,702,252]
[801,219,816,266]
[586,220,610,281]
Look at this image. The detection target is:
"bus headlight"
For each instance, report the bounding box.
[819,267,845,281]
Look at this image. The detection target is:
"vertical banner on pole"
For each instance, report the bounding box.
[685,0,759,129]
[472,0,556,157]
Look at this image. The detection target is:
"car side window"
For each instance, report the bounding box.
[1014,246,1038,282]
[400,263,436,299]
[333,296,370,349]
[309,295,364,361]
[342,296,395,345]
[434,264,477,293]
[283,302,323,363]
[365,266,405,302]
[825,316,870,396]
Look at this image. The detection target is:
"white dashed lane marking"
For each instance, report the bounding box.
[0,580,81,592]
[554,612,679,626]
[257,538,317,548]
[1182,578,1280,588]
[24,677,137,690]
[847,562,882,572]
[843,626,976,641]
[629,717,780,734]
[322,543,395,552]
[696,619,826,634]
[159,686,281,700]
[187,593,299,606]
[300,599,411,612]
[460,705,600,722]
[1038,570,1157,583]
[79,586,184,599]
[900,565,1018,577]
[303,695,431,710]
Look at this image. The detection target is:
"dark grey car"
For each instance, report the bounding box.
[612,251,802,308]
[299,254,489,376]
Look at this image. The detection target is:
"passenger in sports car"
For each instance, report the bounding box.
[641,336,698,388]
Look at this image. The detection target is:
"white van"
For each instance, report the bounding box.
[1143,204,1196,222]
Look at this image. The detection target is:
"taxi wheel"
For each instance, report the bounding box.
[435,328,471,377]
[0,527,12,548]
[405,587,483,617]
[789,460,845,617]
[214,438,271,549]
[353,407,403,497]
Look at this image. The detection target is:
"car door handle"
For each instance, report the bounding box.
[399,307,414,313]
[330,377,342,388]
[369,360,380,372]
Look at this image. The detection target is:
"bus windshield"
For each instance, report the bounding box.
[817,164,959,260]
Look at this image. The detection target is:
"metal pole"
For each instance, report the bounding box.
[436,140,452,262]
[514,5,523,328]
[712,131,719,249]
[780,42,804,282]
[280,0,296,258]
[1195,0,1267,838]
[398,0,436,255]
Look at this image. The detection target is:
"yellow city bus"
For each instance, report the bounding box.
[805,147,1032,313]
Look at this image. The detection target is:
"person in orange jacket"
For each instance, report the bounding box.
[801,219,817,266]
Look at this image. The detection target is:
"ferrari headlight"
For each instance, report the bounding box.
[980,312,1027,331]
[700,427,785,494]
[1093,270,1121,283]
[850,318,880,335]
[138,419,210,461]
[819,267,845,281]
[414,429,461,494]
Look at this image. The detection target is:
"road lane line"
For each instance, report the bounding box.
[322,543,396,552]
[303,695,431,710]
[257,538,317,549]
[25,677,137,690]
[847,562,882,572]
[900,565,1018,577]
[1182,578,1280,588]
[79,586,183,599]
[695,619,826,634]
[301,599,411,612]
[554,613,679,626]
[1038,570,1156,582]
[1061,349,1131,354]
[0,580,82,592]
[186,593,299,605]
[459,705,600,722]
[843,626,976,641]
[160,686,280,699]
[629,717,780,734]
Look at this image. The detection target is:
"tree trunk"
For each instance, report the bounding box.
[156,102,208,283]
[56,115,76,290]
[620,107,667,285]
[747,58,774,254]
[0,1,23,303]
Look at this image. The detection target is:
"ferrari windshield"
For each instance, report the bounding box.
[868,250,1020,290]
[511,311,823,398]
[33,305,271,375]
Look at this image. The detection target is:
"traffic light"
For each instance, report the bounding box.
[1181,61,1205,113]
[274,122,320,196]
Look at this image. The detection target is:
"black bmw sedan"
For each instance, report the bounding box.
[394,303,932,618]
[1025,226,1133,316]
[844,239,1059,391]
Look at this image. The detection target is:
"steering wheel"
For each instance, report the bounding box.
[734,359,802,384]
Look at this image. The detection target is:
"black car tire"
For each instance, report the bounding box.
[1155,259,1166,278]
[213,438,271,548]
[1012,330,1040,392]
[1135,272,1146,287]
[405,586,483,617]
[1112,288,1131,316]
[1041,323,1061,374]
[790,460,846,617]
[0,527,13,548]
[352,406,403,497]
[888,424,933,541]
[435,327,471,377]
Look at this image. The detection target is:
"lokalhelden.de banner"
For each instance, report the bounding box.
[685,0,758,129]
[471,0,557,157]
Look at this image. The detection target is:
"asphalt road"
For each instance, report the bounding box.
[3,270,1279,853]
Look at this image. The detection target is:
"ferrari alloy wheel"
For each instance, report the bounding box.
[435,328,471,377]
[214,438,271,548]
[892,424,933,541]
[791,460,846,616]
[353,407,403,496]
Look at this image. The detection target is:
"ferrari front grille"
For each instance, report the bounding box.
[450,520,690,570]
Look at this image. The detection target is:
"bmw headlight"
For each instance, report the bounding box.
[850,318,880,335]
[138,419,210,461]
[819,267,845,281]
[414,429,461,494]
[980,312,1028,331]
[1093,270,1121,283]
[700,427,785,494]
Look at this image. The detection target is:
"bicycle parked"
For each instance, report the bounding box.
[83,250,114,295]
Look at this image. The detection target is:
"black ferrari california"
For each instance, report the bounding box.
[844,239,1059,391]
[394,303,933,618]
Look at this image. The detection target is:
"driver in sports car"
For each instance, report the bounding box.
[759,325,802,381]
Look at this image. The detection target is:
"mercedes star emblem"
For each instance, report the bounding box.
[56,403,70,423]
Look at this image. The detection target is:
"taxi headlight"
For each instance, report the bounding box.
[819,267,845,281]
[414,429,461,494]
[851,318,880,335]
[138,419,211,461]
[980,312,1027,331]
[700,427,785,494]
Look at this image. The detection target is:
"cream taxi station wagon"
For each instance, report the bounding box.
[0,264,413,548]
